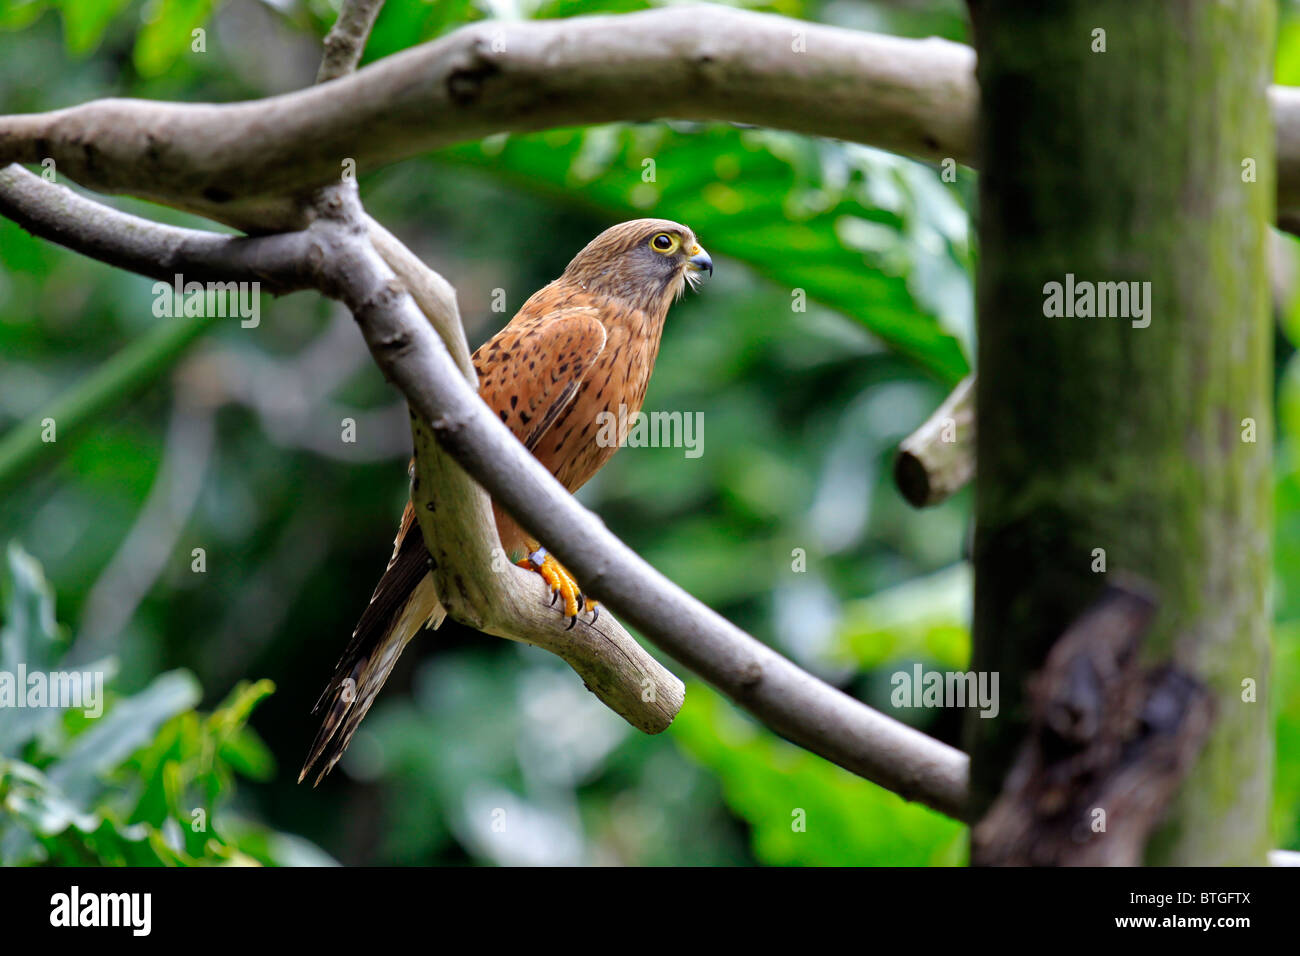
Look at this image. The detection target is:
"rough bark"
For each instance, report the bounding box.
[966,1,1275,864]
[972,584,1214,865]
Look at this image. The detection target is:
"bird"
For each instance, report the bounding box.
[300,218,712,785]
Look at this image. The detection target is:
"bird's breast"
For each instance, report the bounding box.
[531,313,664,492]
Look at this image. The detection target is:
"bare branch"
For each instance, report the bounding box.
[0,7,976,230]
[317,0,387,84]
[1275,87,1300,234]
[408,412,684,734]
[894,374,975,508]
[367,216,475,381]
[0,165,314,291]
[9,9,1300,234]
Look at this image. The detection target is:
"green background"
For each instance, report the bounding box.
[0,0,1294,865]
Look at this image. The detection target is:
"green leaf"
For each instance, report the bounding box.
[37,812,186,866]
[0,0,47,30]
[0,542,67,755]
[0,546,327,866]
[47,670,200,804]
[59,0,132,55]
[207,678,275,737]
[363,0,483,62]
[133,0,216,78]
[204,679,277,785]
[2,758,176,865]
[1280,12,1300,87]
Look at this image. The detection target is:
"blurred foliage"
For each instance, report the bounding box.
[0,543,331,864]
[672,683,966,865]
[0,0,1296,867]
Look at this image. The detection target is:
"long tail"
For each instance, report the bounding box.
[300,503,445,786]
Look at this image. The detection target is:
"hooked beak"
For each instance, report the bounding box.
[686,243,713,277]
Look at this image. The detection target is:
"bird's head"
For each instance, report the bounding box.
[561,218,712,314]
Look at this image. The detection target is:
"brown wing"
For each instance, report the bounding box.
[472,306,608,452]
[380,306,608,569]
[353,306,607,611]
[354,305,607,583]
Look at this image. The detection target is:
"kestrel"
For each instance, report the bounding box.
[301,219,712,784]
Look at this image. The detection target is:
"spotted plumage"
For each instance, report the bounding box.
[301,219,711,784]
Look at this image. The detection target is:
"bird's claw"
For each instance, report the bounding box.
[518,548,600,626]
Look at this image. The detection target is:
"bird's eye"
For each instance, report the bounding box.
[650,233,678,254]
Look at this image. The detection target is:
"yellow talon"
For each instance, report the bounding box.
[517,548,598,626]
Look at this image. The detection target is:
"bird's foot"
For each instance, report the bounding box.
[518,547,600,629]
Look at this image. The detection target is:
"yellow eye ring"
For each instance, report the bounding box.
[650,233,679,254]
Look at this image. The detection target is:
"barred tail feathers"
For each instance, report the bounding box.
[300,501,444,786]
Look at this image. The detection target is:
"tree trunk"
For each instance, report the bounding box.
[965,1,1275,864]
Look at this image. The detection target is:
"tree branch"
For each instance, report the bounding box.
[0,6,976,231]
[317,0,387,84]
[366,215,475,381]
[8,8,1300,234]
[0,165,315,289]
[894,374,975,508]
[1274,87,1300,234]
